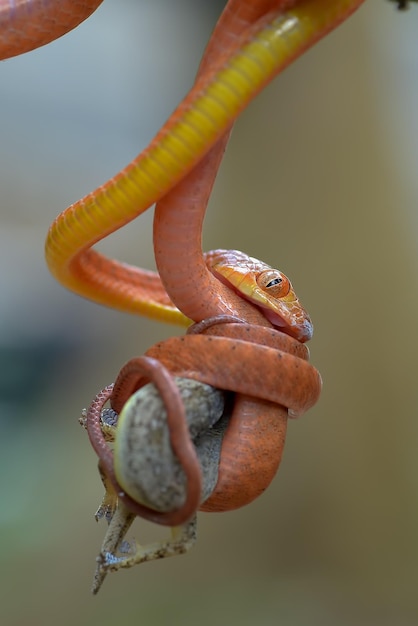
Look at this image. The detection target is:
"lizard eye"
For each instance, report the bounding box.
[256,270,291,299]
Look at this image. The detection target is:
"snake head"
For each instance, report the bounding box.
[207,249,313,342]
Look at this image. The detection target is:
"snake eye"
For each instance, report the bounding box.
[256,270,291,299]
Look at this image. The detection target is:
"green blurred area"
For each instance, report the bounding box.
[1,1,418,624]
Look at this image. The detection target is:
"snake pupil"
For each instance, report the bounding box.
[266,278,282,288]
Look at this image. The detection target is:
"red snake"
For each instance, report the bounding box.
[0,0,365,524]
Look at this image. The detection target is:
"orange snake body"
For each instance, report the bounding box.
[0,1,103,60]
[1,0,365,523]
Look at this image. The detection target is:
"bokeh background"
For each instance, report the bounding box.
[1,1,418,624]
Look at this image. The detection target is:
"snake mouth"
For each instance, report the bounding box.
[259,304,313,343]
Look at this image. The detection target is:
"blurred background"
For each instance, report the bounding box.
[1,0,418,624]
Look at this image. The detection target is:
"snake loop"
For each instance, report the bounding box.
[87,317,321,525]
[87,357,203,527]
